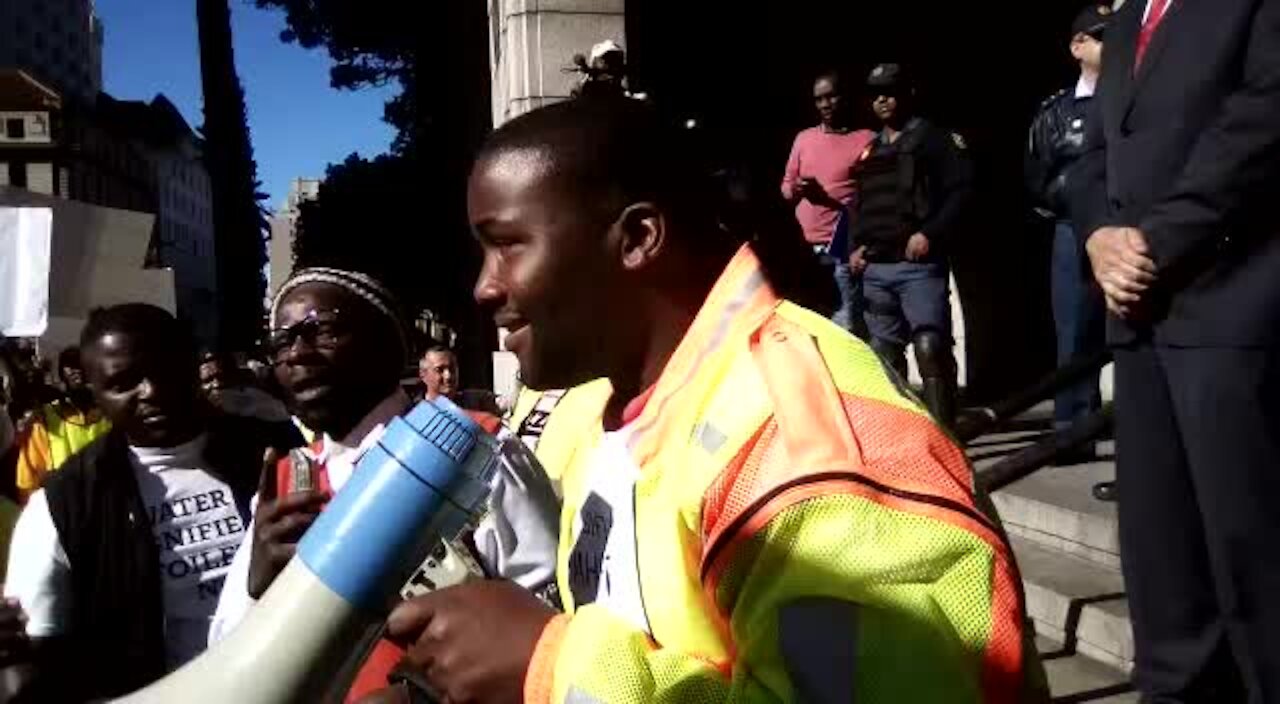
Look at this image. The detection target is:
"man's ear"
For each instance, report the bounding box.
[614,202,667,273]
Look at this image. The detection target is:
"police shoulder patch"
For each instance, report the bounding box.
[951,132,967,150]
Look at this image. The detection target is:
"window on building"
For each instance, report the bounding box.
[5,119,25,140]
[9,162,28,189]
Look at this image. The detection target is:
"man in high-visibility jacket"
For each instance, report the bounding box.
[15,347,110,501]
[384,97,1043,703]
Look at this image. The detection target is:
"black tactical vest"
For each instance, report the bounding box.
[851,126,930,262]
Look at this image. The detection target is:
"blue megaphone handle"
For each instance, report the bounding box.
[297,398,490,611]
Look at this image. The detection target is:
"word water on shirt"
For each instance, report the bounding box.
[147,486,246,604]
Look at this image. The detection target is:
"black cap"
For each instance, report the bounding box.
[867,63,909,90]
[1072,4,1113,38]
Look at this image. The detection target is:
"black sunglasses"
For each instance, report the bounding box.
[268,309,346,362]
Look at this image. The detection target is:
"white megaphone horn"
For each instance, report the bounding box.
[116,398,498,703]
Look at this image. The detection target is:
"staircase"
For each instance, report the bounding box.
[969,417,1137,703]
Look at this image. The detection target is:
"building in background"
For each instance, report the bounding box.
[0,69,154,217]
[266,177,320,299]
[98,94,218,343]
[0,70,219,343]
[0,0,104,105]
[0,70,59,195]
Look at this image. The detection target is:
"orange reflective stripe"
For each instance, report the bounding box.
[525,615,570,704]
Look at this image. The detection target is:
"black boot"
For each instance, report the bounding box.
[1092,481,1117,502]
[922,375,957,430]
[912,329,957,430]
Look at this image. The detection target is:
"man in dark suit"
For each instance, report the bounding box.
[1071,0,1280,699]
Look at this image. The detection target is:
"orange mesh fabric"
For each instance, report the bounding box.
[710,493,1027,703]
[841,394,977,508]
[699,398,1029,702]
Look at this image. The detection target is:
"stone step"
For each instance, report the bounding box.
[973,435,1121,570]
[1037,635,1137,703]
[1012,535,1134,672]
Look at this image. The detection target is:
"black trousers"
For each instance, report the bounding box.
[1115,344,1280,703]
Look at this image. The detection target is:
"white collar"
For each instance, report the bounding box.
[129,433,210,468]
[1075,73,1097,99]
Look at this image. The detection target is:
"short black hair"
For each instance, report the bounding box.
[80,303,194,359]
[200,349,236,367]
[814,68,843,88]
[423,344,455,357]
[57,346,82,371]
[476,96,719,239]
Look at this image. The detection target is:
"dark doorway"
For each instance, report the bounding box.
[627,1,1093,402]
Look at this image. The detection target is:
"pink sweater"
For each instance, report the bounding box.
[781,127,876,244]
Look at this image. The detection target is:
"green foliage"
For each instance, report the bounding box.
[291,153,477,321]
[198,0,269,353]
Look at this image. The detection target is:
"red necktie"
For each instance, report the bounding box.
[1135,0,1170,70]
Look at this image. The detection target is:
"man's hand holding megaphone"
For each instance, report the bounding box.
[384,580,557,704]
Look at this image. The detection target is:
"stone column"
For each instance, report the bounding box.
[487,0,625,400]
[488,0,626,127]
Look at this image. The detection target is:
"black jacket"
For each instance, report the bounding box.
[849,118,973,263]
[36,413,301,701]
[1027,87,1093,219]
[1070,0,1280,347]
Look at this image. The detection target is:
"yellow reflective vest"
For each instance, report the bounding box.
[524,245,1043,703]
[507,378,613,493]
[16,402,111,493]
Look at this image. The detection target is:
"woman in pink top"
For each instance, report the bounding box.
[781,70,875,336]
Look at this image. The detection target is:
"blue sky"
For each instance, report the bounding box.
[96,0,396,209]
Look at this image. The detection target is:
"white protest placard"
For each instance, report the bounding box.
[0,207,53,337]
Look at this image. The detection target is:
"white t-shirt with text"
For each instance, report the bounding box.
[4,433,249,670]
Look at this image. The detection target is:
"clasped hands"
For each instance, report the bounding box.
[1085,226,1158,319]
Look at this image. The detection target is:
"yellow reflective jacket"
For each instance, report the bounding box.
[508,379,613,492]
[524,245,1041,703]
[16,402,111,493]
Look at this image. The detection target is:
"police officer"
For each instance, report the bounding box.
[1026,5,1110,469]
[848,63,972,427]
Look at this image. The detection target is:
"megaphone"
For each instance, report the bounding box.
[117,398,498,703]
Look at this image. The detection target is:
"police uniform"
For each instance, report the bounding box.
[850,64,973,427]
[1025,5,1110,435]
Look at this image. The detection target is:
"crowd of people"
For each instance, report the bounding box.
[0,1,1274,701]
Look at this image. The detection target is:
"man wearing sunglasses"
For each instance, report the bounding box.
[208,267,559,700]
[847,63,973,428]
[1026,6,1111,472]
